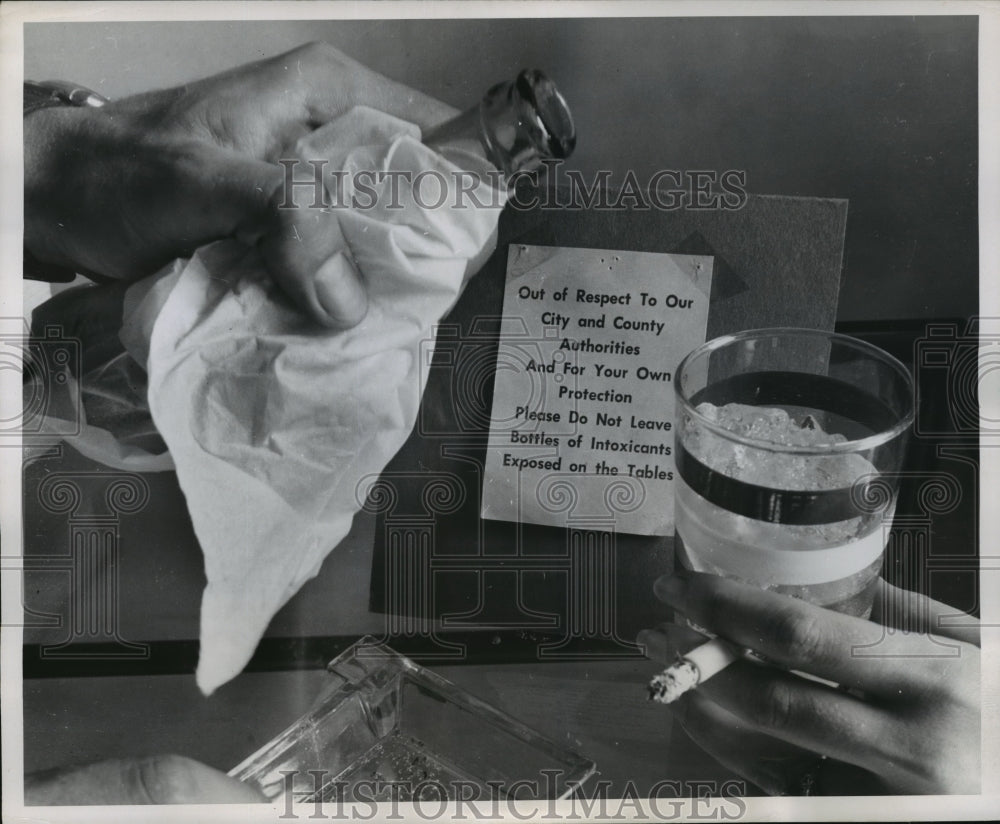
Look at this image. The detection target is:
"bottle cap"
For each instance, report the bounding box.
[514,69,576,160]
[480,69,576,175]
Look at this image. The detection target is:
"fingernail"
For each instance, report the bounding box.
[314,251,367,326]
[653,574,687,606]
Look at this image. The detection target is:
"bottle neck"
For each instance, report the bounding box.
[422,106,493,168]
[422,70,575,182]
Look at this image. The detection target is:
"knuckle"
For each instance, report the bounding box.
[768,607,826,664]
[136,754,199,804]
[921,648,980,705]
[120,758,155,804]
[295,41,346,68]
[751,679,798,732]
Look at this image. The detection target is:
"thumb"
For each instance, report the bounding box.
[165,143,367,328]
[257,188,368,329]
[25,755,266,804]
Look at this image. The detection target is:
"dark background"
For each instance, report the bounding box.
[26,16,978,323]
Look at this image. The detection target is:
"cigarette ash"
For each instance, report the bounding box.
[647,654,700,704]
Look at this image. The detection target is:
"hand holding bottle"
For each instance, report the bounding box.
[25,42,457,327]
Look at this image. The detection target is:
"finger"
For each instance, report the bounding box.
[669,690,826,796]
[154,133,369,328]
[872,579,981,646]
[143,141,286,254]
[270,42,458,133]
[83,136,287,280]
[653,572,974,698]
[636,623,707,665]
[24,755,265,804]
[697,660,908,780]
[25,107,287,281]
[114,138,367,328]
[129,755,266,804]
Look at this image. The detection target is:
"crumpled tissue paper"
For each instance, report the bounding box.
[125,106,503,693]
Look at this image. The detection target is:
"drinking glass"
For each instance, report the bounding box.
[674,328,914,617]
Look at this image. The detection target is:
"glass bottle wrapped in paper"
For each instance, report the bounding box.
[39,71,574,694]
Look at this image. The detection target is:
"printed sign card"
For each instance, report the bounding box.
[481,245,713,536]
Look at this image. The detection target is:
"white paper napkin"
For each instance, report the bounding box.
[131,106,503,693]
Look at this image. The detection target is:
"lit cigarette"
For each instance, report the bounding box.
[647,638,740,704]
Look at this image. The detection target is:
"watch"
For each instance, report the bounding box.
[24,79,108,115]
[24,80,109,283]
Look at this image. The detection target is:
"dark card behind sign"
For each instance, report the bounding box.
[368,193,847,654]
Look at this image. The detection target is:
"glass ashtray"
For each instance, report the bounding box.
[229,637,596,802]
